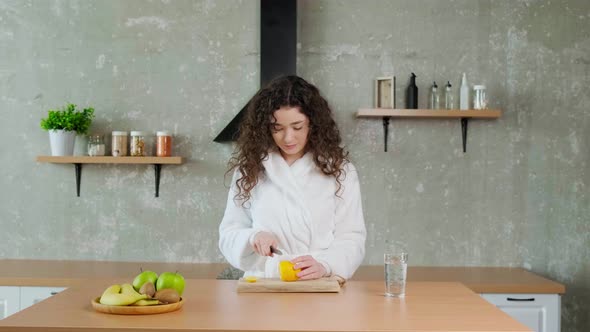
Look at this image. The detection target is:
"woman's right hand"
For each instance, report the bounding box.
[251,231,280,257]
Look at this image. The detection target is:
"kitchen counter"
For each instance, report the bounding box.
[0,259,565,294]
[353,266,565,294]
[0,278,530,332]
[0,259,228,286]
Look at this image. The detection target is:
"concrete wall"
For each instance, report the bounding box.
[0,1,587,330]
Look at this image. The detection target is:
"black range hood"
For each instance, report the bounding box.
[214,0,297,142]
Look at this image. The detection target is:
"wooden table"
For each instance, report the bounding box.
[0,260,228,286]
[0,278,530,332]
[353,266,565,294]
[0,259,565,295]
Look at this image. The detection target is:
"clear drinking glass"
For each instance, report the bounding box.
[384,250,408,297]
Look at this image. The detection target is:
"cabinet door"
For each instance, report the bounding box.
[19,287,66,311]
[481,293,560,332]
[0,286,20,319]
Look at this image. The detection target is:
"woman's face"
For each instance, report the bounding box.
[271,106,310,164]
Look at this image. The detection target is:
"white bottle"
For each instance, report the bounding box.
[460,73,469,110]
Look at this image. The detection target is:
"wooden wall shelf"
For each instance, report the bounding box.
[36,156,183,164]
[356,109,502,118]
[356,109,502,152]
[36,156,184,197]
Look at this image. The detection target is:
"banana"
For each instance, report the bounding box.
[132,299,160,306]
[99,283,148,306]
[120,283,144,297]
[101,284,121,297]
[100,292,144,306]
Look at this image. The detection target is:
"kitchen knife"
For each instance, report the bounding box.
[270,246,283,255]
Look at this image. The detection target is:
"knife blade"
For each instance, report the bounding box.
[270,246,283,255]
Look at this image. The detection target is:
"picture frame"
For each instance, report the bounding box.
[374,76,395,109]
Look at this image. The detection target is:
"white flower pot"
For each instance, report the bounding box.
[48,129,77,156]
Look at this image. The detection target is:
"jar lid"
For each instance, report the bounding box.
[473,85,486,90]
[112,131,128,135]
[130,131,149,136]
[157,131,171,136]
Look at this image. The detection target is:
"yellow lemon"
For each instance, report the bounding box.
[279,261,301,282]
[243,276,258,283]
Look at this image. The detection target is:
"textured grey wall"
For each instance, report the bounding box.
[297,1,589,330]
[0,0,588,331]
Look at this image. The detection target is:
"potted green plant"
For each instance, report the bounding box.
[40,103,95,156]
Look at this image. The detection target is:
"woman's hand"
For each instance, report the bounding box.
[252,231,280,257]
[291,255,327,280]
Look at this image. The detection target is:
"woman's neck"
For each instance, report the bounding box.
[280,150,305,166]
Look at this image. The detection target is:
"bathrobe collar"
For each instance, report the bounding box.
[262,150,315,251]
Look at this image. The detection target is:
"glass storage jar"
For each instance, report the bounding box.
[87,135,106,156]
[473,85,488,110]
[111,131,128,157]
[156,131,172,157]
[130,131,153,156]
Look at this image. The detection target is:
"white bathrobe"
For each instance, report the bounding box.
[218,151,366,279]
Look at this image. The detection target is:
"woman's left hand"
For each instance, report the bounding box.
[291,255,327,280]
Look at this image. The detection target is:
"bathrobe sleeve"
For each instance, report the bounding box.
[314,163,366,279]
[218,170,264,272]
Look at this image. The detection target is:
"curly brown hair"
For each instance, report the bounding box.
[227,75,349,204]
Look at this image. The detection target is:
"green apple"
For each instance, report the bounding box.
[156,272,185,296]
[132,269,158,292]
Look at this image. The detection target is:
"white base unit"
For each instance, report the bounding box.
[19,287,66,311]
[0,286,66,319]
[0,287,20,319]
[481,293,561,332]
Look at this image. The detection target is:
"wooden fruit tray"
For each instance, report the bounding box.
[91,297,184,315]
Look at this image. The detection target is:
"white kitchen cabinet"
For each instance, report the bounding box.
[481,293,561,332]
[19,287,66,311]
[0,286,20,319]
[0,286,66,319]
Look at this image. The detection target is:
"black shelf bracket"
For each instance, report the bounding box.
[461,117,469,153]
[69,163,166,197]
[380,116,471,153]
[74,163,82,197]
[154,164,162,197]
[382,116,390,152]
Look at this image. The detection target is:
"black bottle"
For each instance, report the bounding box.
[406,73,418,109]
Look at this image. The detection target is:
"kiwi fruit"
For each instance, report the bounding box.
[154,288,180,304]
[139,281,156,298]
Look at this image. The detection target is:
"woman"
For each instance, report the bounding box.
[218,75,366,280]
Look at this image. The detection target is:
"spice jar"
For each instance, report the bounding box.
[473,85,488,110]
[87,135,106,156]
[130,131,153,156]
[111,131,128,157]
[130,131,146,156]
[156,131,172,157]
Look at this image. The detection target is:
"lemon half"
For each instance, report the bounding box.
[243,276,258,283]
[279,261,301,282]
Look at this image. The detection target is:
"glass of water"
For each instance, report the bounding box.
[384,251,408,297]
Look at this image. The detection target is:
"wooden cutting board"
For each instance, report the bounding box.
[236,277,342,293]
